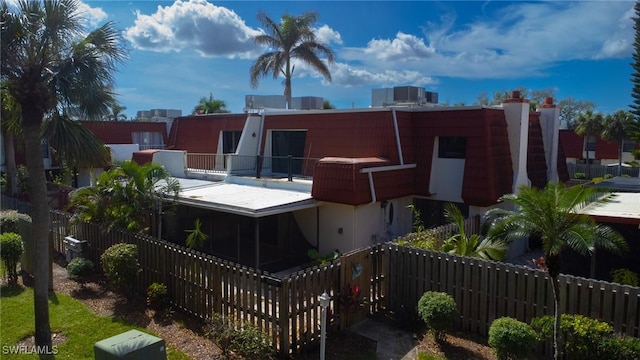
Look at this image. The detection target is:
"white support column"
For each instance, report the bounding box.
[538,97,560,184]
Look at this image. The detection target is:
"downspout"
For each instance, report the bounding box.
[391,108,404,165]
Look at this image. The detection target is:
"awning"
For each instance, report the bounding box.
[171,178,317,217]
[579,192,640,225]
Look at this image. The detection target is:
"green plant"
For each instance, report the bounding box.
[205,314,275,359]
[604,173,614,179]
[531,314,613,359]
[417,291,458,342]
[66,257,94,286]
[307,248,339,265]
[0,210,32,234]
[185,218,209,248]
[100,243,141,300]
[146,282,168,309]
[597,335,640,360]
[574,172,586,179]
[610,268,639,286]
[488,317,536,360]
[0,232,24,285]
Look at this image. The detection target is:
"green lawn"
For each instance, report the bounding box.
[0,285,190,359]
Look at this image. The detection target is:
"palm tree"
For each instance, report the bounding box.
[250,11,334,109]
[602,110,633,176]
[107,102,127,121]
[69,161,180,235]
[486,183,627,360]
[0,86,21,195]
[441,203,508,260]
[1,0,126,350]
[575,110,604,179]
[193,93,229,114]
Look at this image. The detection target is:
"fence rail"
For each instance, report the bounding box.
[567,163,639,179]
[7,202,639,358]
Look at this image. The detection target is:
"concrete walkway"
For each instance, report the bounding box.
[351,319,419,360]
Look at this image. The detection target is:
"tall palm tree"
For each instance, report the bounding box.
[250,11,334,109]
[107,102,127,121]
[602,110,633,176]
[441,203,508,260]
[0,86,21,195]
[575,110,604,179]
[1,0,126,350]
[193,93,229,114]
[486,183,627,360]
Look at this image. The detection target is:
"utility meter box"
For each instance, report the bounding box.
[94,330,166,360]
[63,236,87,262]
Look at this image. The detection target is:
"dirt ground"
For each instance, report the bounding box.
[24,255,494,360]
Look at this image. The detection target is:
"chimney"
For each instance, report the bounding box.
[537,97,560,183]
[502,90,531,192]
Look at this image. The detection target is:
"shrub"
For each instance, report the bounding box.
[205,314,275,359]
[531,314,613,359]
[146,282,168,309]
[610,268,639,286]
[604,173,614,179]
[100,243,140,299]
[417,291,457,342]
[488,317,536,360]
[0,210,31,234]
[573,172,586,180]
[0,232,23,285]
[66,257,94,285]
[597,335,640,360]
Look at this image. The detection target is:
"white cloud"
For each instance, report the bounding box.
[364,32,436,61]
[327,62,437,88]
[75,2,107,29]
[124,0,262,58]
[314,24,343,45]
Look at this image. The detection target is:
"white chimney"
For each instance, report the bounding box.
[501,90,531,193]
[538,97,560,184]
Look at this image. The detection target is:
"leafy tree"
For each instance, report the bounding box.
[69,161,180,235]
[193,93,229,114]
[602,110,633,175]
[575,110,605,179]
[250,11,334,109]
[322,100,335,109]
[558,97,596,130]
[1,0,126,350]
[486,183,628,360]
[629,0,640,143]
[441,203,508,260]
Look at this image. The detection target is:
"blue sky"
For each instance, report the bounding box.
[58,1,638,118]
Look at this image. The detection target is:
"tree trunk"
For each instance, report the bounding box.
[618,138,623,176]
[22,105,53,353]
[284,76,292,110]
[550,274,562,360]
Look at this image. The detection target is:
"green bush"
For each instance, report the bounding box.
[597,335,640,360]
[573,172,586,180]
[610,268,639,286]
[205,314,275,359]
[604,173,614,179]
[100,243,140,299]
[531,314,613,359]
[488,317,536,360]
[0,232,23,285]
[0,210,31,234]
[66,257,94,284]
[146,282,168,309]
[417,291,458,341]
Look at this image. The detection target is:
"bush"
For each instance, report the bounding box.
[0,210,31,234]
[100,243,140,299]
[488,317,536,360]
[573,172,586,180]
[531,314,613,359]
[146,282,168,309]
[610,268,639,286]
[0,232,23,285]
[66,257,94,285]
[205,314,275,359]
[597,335,640,360]
[604,173,614,179]
[417,291,458,341]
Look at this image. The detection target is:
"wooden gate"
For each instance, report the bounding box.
[339,248,373,329]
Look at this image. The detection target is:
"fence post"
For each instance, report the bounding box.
[256,155,262,179]
[279,280,290,357]
[287,155,292,182]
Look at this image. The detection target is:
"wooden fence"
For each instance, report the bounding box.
[7,203,640,358]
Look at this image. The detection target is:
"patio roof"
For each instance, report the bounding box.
[170,178,317,217]
[579,192,640,225]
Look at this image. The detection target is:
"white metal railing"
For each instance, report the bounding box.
[567,163,639,180]
[186,153,228,174]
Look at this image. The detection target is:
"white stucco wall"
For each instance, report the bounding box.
[429,138,465,203]
[235,115,262,157]
[317,203,355,255]
[293,207,319,248]
[108,144,140,163]
[152,150,187,177]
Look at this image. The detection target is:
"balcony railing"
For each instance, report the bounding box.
[186,153,318,181]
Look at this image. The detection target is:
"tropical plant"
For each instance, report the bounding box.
[106,101,127,121]
[1,0,126,349]
[441,203,508,260]
[185,218,209,248]
[69,161,180,234]
[417,291,458,342]
[0,232,23,285]
[250,11,334,109]
[0,86,21,195]
[575,110,605,178]
[610,268,639,286]
[558,97,596,130]
[486,183,628,360]
[193,93,229,114]
[602,110,633,175]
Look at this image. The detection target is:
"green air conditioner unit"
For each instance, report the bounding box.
[94,330,166,360]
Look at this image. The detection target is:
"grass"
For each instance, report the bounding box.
[0,284,190,359]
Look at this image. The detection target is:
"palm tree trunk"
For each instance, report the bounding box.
[550,274,562,360]
[22,106,53,353]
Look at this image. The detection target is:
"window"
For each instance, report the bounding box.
[132,132,164,150]
[438,137,467,159]
[222,131,242,154]
[623,139,637,153]
[585,136,597,151]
